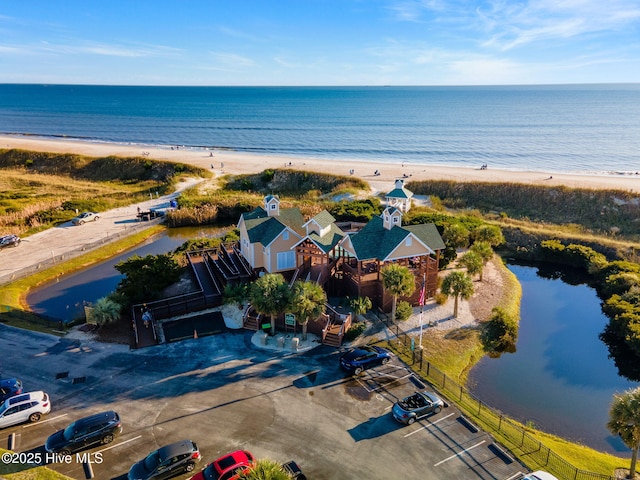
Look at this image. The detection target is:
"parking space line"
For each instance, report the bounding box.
[356,370,414,393]
[22,413,68,428]
[403,412,456,437]
[97,435,142,453]
[505,473,526,480]
[433,440,486,466]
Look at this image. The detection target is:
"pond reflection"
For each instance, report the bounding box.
[27,226,230,322]
[468,263,638,455]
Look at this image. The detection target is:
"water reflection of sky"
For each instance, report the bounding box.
[468,264,638,455]
[27,232,191,322]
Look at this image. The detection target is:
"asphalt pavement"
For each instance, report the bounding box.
[0,324,529,480]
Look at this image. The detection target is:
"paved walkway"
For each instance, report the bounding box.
[0,178,202,286]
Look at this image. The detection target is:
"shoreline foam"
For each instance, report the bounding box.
[1,134,639,192]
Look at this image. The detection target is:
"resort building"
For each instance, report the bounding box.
[237,181,444,311]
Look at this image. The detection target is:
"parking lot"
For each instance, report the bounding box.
[1,323,529,479]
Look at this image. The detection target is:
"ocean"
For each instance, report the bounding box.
[1,83,639,175]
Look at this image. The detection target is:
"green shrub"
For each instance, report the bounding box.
[395,301,413,321]
[344,321,366,342]
[481,307,518,355]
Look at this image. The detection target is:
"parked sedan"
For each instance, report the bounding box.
[339,345,392,375]
[128,439,201,480]
[191,450,254,480]
[392,391,445,425]
[0,234,21,249]
[72,211,99,225]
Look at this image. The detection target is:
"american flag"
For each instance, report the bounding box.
[418,283,426,306]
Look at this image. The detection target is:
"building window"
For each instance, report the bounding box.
[283,230,289,240]
[277,251,295,270]
[406,236,412,246]
[270,203,277,210]
[393,216,399,223]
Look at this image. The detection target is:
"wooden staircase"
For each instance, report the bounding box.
[242,305,261,331]
[322,323,343,347]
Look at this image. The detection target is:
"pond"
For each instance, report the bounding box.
[467,262,638,455]
[27,226,228,323]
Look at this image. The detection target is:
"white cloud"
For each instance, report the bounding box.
[209,52,256,68]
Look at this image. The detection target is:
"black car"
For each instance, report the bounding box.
[0,378,23,403]
[283,460,307,480]
[45,410,122,455]
[391,391,445,425]
[128,439,201,480]
[339,345,392,375]
[0,234,21,250]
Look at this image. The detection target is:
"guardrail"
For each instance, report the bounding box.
[380,318,620,480]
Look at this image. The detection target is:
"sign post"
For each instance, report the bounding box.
[285,313,296,334]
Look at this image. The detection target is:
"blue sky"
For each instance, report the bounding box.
[2,0,639,86]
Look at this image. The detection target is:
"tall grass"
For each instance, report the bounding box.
[409,180,640,239]
[0,149,209,236]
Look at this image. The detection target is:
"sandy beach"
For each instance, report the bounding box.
[2,134,639,192]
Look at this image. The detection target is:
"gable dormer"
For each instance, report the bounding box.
[303,210,336,237]
[264,195,280,217]
[382,206,402,230]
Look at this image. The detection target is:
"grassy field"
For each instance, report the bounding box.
[0,148,208,236]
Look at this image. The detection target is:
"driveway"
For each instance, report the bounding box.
[0,324,528,480]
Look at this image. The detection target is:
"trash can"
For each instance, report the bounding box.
[291,337,299,352]
[260,332,268,345]
[277,336,285,348]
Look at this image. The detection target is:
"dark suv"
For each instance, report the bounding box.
[45,411,122,455]
[0,234,20,250]
[128,439,201,480]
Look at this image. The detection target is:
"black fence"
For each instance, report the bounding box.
[381,318,621,480]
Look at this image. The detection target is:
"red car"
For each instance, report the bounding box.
[191,450,254,480]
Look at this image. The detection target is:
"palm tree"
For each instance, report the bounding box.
[249,273,291,335]
[470,241,494,281]
[380,263,416,323]
[237,458,292,480]
[91,297,121,327]
[608,387,640,479]
[290,280,327,340]
[440,270,474,318]
[459,250,483,280]
[350,296,372,319]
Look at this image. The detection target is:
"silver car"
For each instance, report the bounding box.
[72,211,99,225]
[391,391,444,425]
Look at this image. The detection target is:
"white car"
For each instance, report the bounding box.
[0,391,51,428]
[523,472,559,480]
[72,211,99,225]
